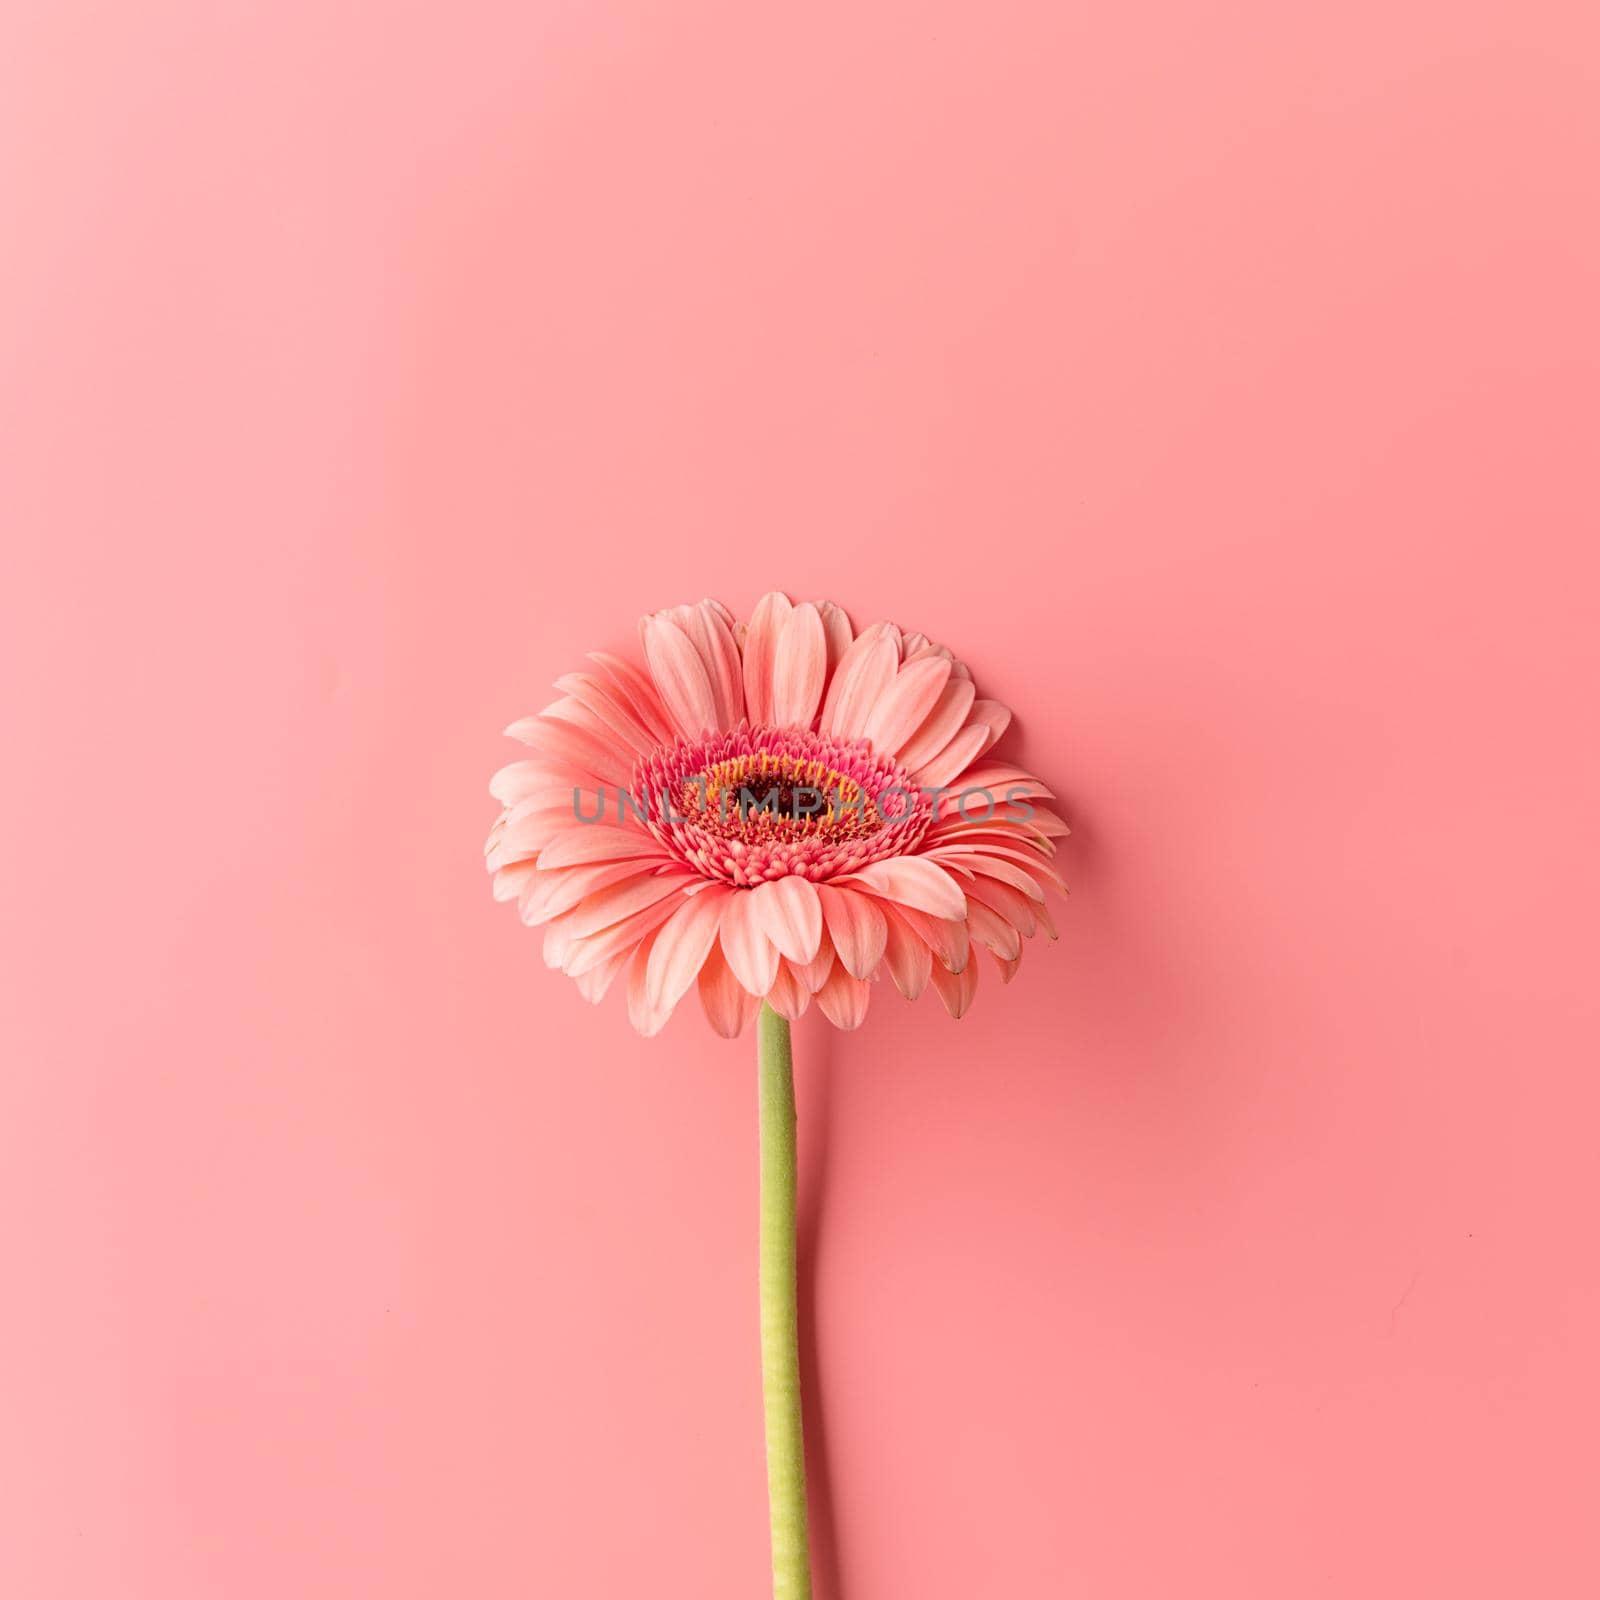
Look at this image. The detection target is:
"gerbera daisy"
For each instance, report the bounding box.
[486,593,1068,1599]
[486,594,1068,1036]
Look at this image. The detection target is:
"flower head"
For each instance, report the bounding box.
[487,595,1068,1035]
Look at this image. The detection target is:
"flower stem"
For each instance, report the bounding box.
[758,1002,812,1599]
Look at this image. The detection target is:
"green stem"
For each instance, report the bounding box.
[758,1003,812,1600]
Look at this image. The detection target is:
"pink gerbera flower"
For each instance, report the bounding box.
[486,594,1068,1036]
[487,594,1071,1596]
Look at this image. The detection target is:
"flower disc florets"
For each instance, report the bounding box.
[635,725,932,886]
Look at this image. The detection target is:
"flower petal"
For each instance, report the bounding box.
[554,672,662,758]
[536,826,670,870]
[880,906,933,998]
[968,698,1013,756]
[940,764,1055,803]
[890,904,971,973]
[489,761,547,806]
[741,591,793,726]
[642,615,718,740]
[816,963,871,1029]
[492,860,540,901]
[909,722,989,792]
[557,892,685,978]
[698,941,759,1037]
[925,847,1054,902]
[814,600,854,674]
[929,952,980,1018]
[891,676,976,774]
[992,951,1023,984]
[965,899,1022,961]
[753,875,824,963]
[677,601,744,731]
[816,884,888,980]
[838,857,966,920]
[771,602,827,729]
[553,871,694,941]
[765,959,812,1020]
[721,888,780,994]
[819,624,899,742]
[519,859,661,925]
[588,651,676,746]
[961,874,1040,936]
[644,884,733,1017]
[862,655,953,759]
[627,928,671,1036]
[504,714,634,789]
[953,857,1043,921]
[573,944,632,1003]
[792,939,836,994]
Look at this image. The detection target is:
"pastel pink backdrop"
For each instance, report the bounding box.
[3,3,1597,1596]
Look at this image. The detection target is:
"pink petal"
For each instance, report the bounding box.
[893,677,975,773]
[698,941,759,1037]
[908,722,989,792]
[819,624,900,741]
[968,698,1013,755]
[816,884,888,980]
[504,715,634,789]
[558,892,684,978]
[678,601,744,730]
[538,695,619,740]
[862,655,953,758]
[626,928,671,1036]
[495,756,608,798]
[965,899,1022,961]
[891,904,971,974]
[642,615,718,739]
[536,826,669,870]
[588,651,676,746]
[928,806,1058,840]
[519,859,660,925]
[925,848,1053,901]
[838,857,966,920]
[929,954,980,1018]
[554,672,661,757]
[792,939,836,994]
[928,823,1056,862]
[573,945,632,1003]
[644,884,733,1017]
[491,861,539,902]
[720,889,780,994]
[489,761,547,805]
[880,905,933,998]
[741,591,792,726]
[816,963,871,1029]
[753,875,823,963]
[944,763,1055,801]
[960,874,1040,936]
[494,789,602,860]
[771,602,827,729]
[764,959,812,1021]
[814,600,854,674]
[1027,805,1073,839]
[552,871,694,941]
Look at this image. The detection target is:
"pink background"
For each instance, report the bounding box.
[4,2,1598,1595]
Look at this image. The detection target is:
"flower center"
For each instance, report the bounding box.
[635,726,929,885]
